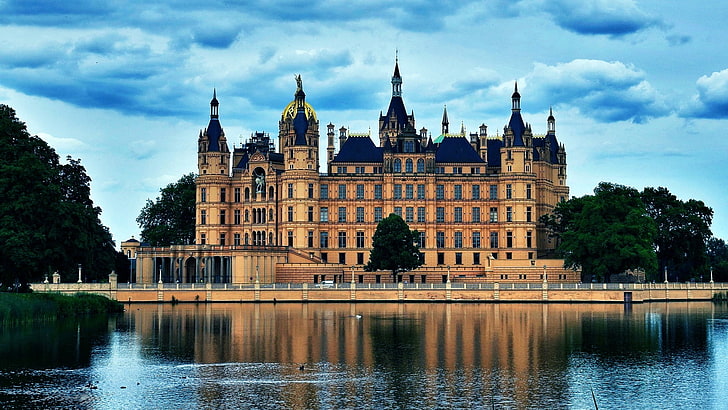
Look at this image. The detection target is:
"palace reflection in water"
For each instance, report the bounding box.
[1,302,726,409]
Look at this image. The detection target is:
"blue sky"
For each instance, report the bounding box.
[1,0,727,244]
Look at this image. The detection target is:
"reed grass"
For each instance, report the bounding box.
[0,292,123,325]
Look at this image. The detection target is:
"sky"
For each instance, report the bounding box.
[1,0,727,245]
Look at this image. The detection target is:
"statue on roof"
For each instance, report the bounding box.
[295,74,302,91]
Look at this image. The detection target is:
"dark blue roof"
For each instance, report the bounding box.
[206,118,222,151]
[435,136,485,163]
[381,96,409,128]
[487,139,503,166]
[235,152,249,169]
[532,134,559,163]
[293,110,309,145]
[332,136,383,162]
[508,111,526,147]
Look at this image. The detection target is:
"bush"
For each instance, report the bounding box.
[0,292,122,325]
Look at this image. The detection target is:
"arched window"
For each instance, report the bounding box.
[417,158,425,173]
[269,186,275,199]
[245,209,249,222]
[405,158,413,173]
[244,187,250,201]
[269,208,274,221]
[269,232,274,245]
[394,158,402,173]
[244,233,249,245]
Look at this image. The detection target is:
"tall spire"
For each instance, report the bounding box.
[547,106,556,133]
[210,88,219,119]
[511,82,521,111]
[441,105,449,134]
[392,53,402,98]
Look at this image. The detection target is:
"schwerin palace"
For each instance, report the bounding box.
[122,61,578,285]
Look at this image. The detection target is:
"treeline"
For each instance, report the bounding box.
[0,105,128,288]
[542,182,726,282]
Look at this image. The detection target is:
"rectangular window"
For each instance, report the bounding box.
[356,184,365,199]
[234,209,241,225]
[437,252,445,265]
[307,231,314,247]
[338,184,347,199]
[220,188,226,202]
[454,232,463,248]
[339,253,346,264]
[506,231,513,248]
[337,166,347,173]
[219,209,226,225]
[454,207,463,223]
[320,231,329,248]
[200,232,206,245]
[308,183,314,199]
[472,185,480,200]
[201,188,207,203]
[356,207,365,222]
[394,206,402,217]
[394,184,402,199]
[472,232,481,248]
[374,207,383,222]
[417,207,425,223]
[436,231,445,248]
[436,185,445,200]
[526,184,532,199]
[356,231,365,248]
[473,252,480,265]
[490,232,499,248]
[506,184,513,199]
[374,184,382,199]
[526,231,533,248]
[419,231,426,248]
[287,206,293,222]
[526,207,532,222]
[320,207,329,222]
[405,207,414,223]
[436,207,445,223]
[490,207,498,222]
[489,185,497,200]
[287,231,293,247]
[308,206,314,222]
[357,252,364,265]
[417,184,425,199]
[455,252,462,265]
[200,209,206,225]
[287,183,294,199]
[338,231,347,248]
[234,233,241,246]
[234,188,241,202]
[338,207,347,222]
[472,207,481,223]
[320,184,329,199]
[405,184,413,199]
[454,185,462,200]
[506,206,513,222]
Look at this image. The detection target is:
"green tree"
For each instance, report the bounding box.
[0,105,117,287]
[136,173,196,246]
[641,187,713,282]
[707,237,728,282]
[364,213,422,282]
[545,182,657,282]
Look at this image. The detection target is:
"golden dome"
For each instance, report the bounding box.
[281,100,318,122]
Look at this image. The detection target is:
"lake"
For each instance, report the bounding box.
[1,302,727,409]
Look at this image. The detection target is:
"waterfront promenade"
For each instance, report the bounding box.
[31,280,728,303]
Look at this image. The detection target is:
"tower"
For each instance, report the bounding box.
[378,57,415,146]
[198,89,230,176]
[279,75,320,171]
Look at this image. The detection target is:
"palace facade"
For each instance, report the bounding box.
[123,61,577,284]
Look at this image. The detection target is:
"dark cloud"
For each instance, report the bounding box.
[544,0,662,37]
[523,59,670,123]
[682,69,728,119]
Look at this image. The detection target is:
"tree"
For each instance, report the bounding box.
[641,187,713,282]
[545,182,657,282]
[136,173,196,246]
[0,105,118,287]
[707,237,728,282]
[364,213,422,282]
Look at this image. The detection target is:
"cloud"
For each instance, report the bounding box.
[521,59,670,123]
[544,0,662,37]
[682,69,728,119]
